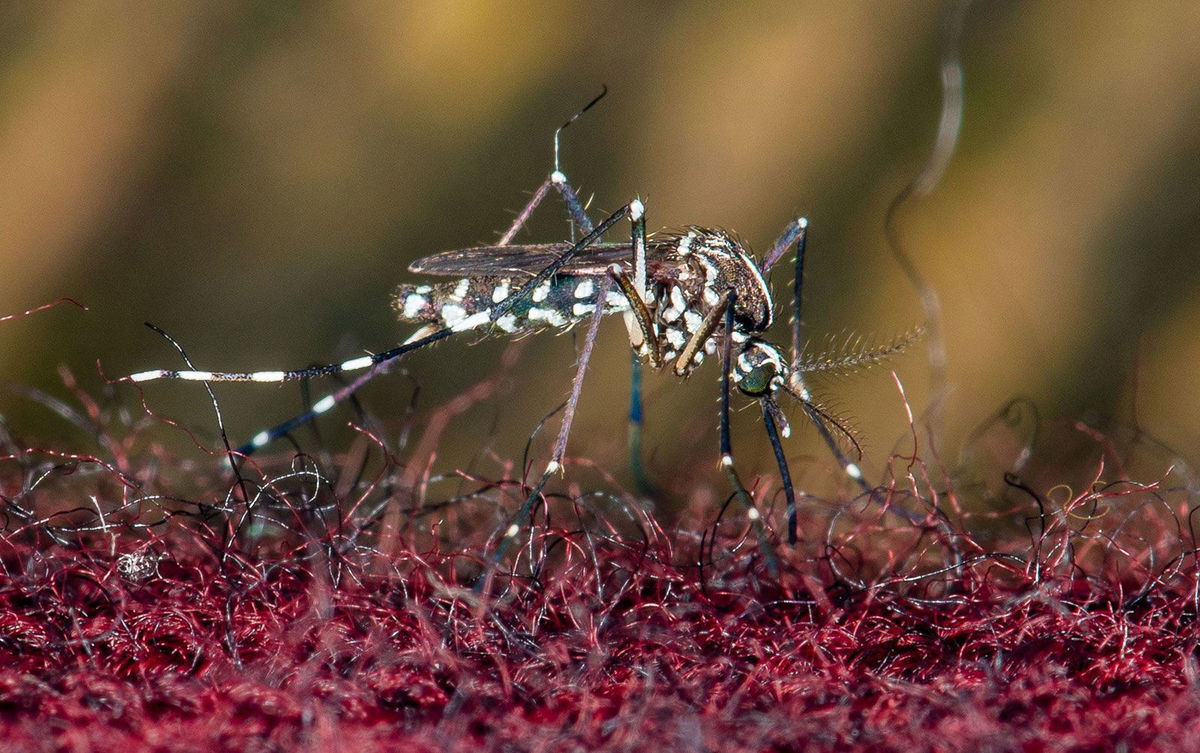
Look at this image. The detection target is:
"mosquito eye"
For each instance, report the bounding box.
[736,358,776,396]
[738,366,772,395]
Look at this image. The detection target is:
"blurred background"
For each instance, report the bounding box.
[0,2,1197,503]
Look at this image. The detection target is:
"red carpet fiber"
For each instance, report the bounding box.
[1,419,1197,752]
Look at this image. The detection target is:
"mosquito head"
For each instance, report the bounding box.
[734,339,789,397]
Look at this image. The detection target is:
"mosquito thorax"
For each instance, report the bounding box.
[671,228,773,332]
[734,339,788,396]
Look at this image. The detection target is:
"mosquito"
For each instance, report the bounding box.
[127,89,919,573]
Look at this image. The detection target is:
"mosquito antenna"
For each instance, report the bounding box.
[554,85,608,175]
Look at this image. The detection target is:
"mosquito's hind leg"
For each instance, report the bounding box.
[500,87,607,243]
[498,171,596,244]
[532,87,660,498]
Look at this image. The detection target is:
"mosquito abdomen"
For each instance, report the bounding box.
[393,274,629,335]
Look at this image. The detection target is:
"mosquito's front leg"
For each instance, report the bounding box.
[716,291,778,575]
[786,219,808,381]
[607,267,662,368]
[673,289,732,377]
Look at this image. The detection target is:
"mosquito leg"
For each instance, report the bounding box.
[596,199,658,493]
[478,198,641,585]
[498,179,554,245]
[548,85,606,237]
[478,275,612,588]
[767,221,924,528]
[235,323,435,453]
[138,206,631,457]
[502,87,604,244]
[551,172,595,236]
[627,352,656,494]
[673,289,732,377]
[796,399,925,526]
[760,216,807,273]
[717,292,779,575]
[607,266,661,367]
[234,326,447,453]
[128,325,458,385]
[787,219,808,376]
[761,397,799,544]
[496,171,595,244]
[618,199,656,490]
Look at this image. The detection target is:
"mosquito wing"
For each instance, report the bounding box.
[409,242,677,278]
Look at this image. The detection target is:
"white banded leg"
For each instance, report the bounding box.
[479,200,643,588]
[768,219,925,526]
[129,94,610,453]
[715,291,779,575]
[131,209,628,456]
[239,207,632,456]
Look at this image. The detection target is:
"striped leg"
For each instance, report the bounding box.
[479,200,644,587]
[130,207,630,457]
[716,292,779,575]
[768,219,922,525]
[130,93,611,454]
[760,396,799,543]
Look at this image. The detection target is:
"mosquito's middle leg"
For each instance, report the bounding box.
[478,276,612,587]
[479,200,643,587]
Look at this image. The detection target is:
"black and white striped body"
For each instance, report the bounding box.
[395,227,775,378]
[393,275,631,336]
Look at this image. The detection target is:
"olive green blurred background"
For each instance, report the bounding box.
[0,2,1197,492]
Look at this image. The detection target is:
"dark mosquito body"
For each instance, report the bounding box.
[128,91,922,580]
